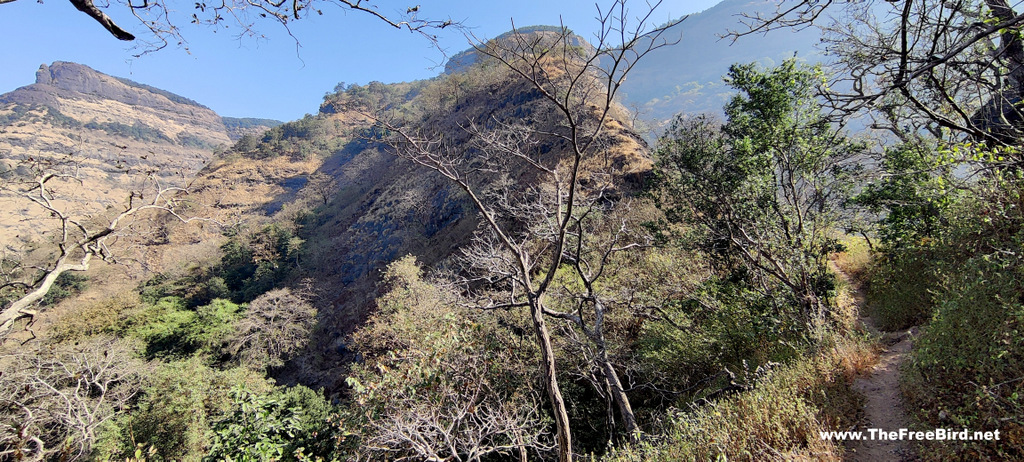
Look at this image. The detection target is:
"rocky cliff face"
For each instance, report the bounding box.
[0,62,237,240]
[1,61,231,163]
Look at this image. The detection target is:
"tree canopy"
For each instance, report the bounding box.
[0,0,457,53]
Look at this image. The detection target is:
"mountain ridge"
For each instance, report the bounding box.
[440,0,822,128]
[0,61,278,241]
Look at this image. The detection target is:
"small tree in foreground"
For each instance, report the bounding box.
[655,60,865,325]
[0,336,145,461]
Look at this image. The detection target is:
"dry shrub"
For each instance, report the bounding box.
[48,290,143,342]
[607,353,864,462]
[830,336,878,383]
[829,236,875,332]
[0,336,146,461]
[228,287,316,370]
[831,236,873,281]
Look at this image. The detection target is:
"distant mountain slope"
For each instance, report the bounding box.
[442,25,595,75]
[442,2,823,130]
[222,116,284,140]
[0,62,273,240]
[618,0,823,124]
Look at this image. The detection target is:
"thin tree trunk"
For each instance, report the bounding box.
[599,349,638,440]
[515,429,528,462]
[591,297,639,439]
[531,298,572,462]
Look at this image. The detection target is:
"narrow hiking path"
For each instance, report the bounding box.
[832,263,917,462]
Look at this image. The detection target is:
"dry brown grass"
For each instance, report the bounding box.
[830,336,879,382]
[47,290,143,343]
[832,236,873,282]
[606,351,864,462]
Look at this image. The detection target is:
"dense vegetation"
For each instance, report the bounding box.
[3,2,1024,460]
[860,150,1024,459]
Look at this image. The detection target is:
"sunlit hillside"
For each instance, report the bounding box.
[1,1,1022,461]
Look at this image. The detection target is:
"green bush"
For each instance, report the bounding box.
[218,224,302,302]
[899,175,1024,460]
[865,249,934,330]
[206,385,342,461]
[864,146,1024,459]
[854,140,955,247]
[653,60,861,324]
[94,359,272,461]
[637,278,805,402]
[130,297,243,359]
[139,270,231,309]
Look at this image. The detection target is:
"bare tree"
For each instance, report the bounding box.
[729,0,1024,152]
[349,256,552,462]
[0,0,460,54]
[379,2,682,459]
[0,159,213,339]
[362,369,550,462]
[558,201,652,437]
[301,171,338,205]
[227,287,316,369]
[0,336,146,461]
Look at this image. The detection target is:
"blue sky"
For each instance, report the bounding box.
[0,0,720,121]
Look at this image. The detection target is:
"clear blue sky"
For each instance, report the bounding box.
[0,0,721,121]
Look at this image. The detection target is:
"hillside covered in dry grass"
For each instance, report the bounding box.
[2,3,1023,460]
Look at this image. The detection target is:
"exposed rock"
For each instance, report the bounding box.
[0,61,236,240]
[35,64,53,85]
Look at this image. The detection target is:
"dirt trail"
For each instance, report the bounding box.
[834,265,917,462]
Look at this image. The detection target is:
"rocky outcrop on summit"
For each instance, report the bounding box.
[8,62,205,112]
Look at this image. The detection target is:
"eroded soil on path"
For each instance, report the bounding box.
[835,265,918,462]
[847,326,916,461]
